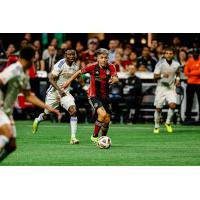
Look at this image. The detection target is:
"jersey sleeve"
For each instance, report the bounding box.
[0,65,20,85]
[51,60,63,76]
[154,61,161,74]
[81,64,95,74]
[109,64,117,76]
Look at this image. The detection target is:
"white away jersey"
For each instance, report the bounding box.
[154,58,180,88]
[0,61,30,115]
[48,59,79,93]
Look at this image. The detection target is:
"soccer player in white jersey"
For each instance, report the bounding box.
[0,46,61,162]
[32,49,80,144]
[153,47,180,134]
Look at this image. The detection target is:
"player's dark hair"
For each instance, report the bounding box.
[20,46,35,61]
[64,48,77,59]
[164,47,174,53]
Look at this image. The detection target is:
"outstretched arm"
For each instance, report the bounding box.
[24,91,62,120]
[61,69,82,89]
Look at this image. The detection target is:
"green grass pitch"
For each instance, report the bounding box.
[1,121,200,166]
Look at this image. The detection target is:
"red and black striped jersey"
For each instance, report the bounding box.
[81,62,117,99]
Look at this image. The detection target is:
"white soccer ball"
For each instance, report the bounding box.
[97,136,112,149]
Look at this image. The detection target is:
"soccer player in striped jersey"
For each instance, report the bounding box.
[0,46,61,162]
[32,49,80,144]
[153,47,181,134]
[61,48,119,143]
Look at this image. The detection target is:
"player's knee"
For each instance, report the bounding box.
[104,116,110,124]
[68,106,77,117]
[156,108,162,113]
[169,103,176,109]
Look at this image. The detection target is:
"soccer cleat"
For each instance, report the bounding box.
[153,128,160,134]
[90,135,99,144]
[32,118,39,134]
[165,123,173,133]
[70,137,80,144]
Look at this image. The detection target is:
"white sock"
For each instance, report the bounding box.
[166,108,174,124]
[37,113,46,123]
[70,117,77,138]
[0,135,9,149]
[154,110,161,128]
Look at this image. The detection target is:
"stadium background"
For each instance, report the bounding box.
[0,33,199,124]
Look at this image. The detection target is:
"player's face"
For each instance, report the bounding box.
[65,50,76,62]
[165,50,174,61]
[97,54,108,67]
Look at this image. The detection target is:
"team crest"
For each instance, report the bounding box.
[106,70,110,75]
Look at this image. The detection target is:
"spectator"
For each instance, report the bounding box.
[44,45,58,73]
[184,48,200,122]
[123,44,132,61]
[42,38,58,60]
[150,39,158,57]
[33,40,42,56]
[81,38,98,65]
[108,39,117,63]
[65,40,72,49]
[33,51,45,71]
[123,51,137,70]
[24,33,32,43]
[178,49,188,72]
[137,46,157,72]
[122,64,142,123]
[15,39,29,55]
[156,43,164,60]
[5,44,16,57]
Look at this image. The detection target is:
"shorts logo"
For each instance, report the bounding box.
[106,70,110,75]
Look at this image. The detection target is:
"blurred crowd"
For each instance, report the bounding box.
[0,33,199,124]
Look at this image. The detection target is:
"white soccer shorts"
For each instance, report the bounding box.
[44,91,75,114]
[0,109,10,126]
[154,86,177,108]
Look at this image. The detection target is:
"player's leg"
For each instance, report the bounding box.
[165,90,177,133]
[68,105,79,144]
[32,93,58,134]
[60,94,79,144]
[0,110,15,162]
[88,98,106,143]
[101,100,112,136]
[185,84,195,121]
[102,113,110,136]
[153,87,165,134]
[91,106,106,143]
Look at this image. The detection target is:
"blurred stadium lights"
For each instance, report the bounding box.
[130,38,135,44]
[141,38,147,44]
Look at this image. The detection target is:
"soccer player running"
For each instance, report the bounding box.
[32,49,80,144]
[153,47,180,134]
[61,48,119,143]
[0,46,61,162]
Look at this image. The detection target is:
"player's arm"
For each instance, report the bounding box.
[49,73,66,97]
[108,64,119,84]
[61,69,82,89]
[23,90,61,119]
[0,65,17,87]
[154,73,169,80]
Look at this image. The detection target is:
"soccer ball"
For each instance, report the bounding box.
[97,136,112,149]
